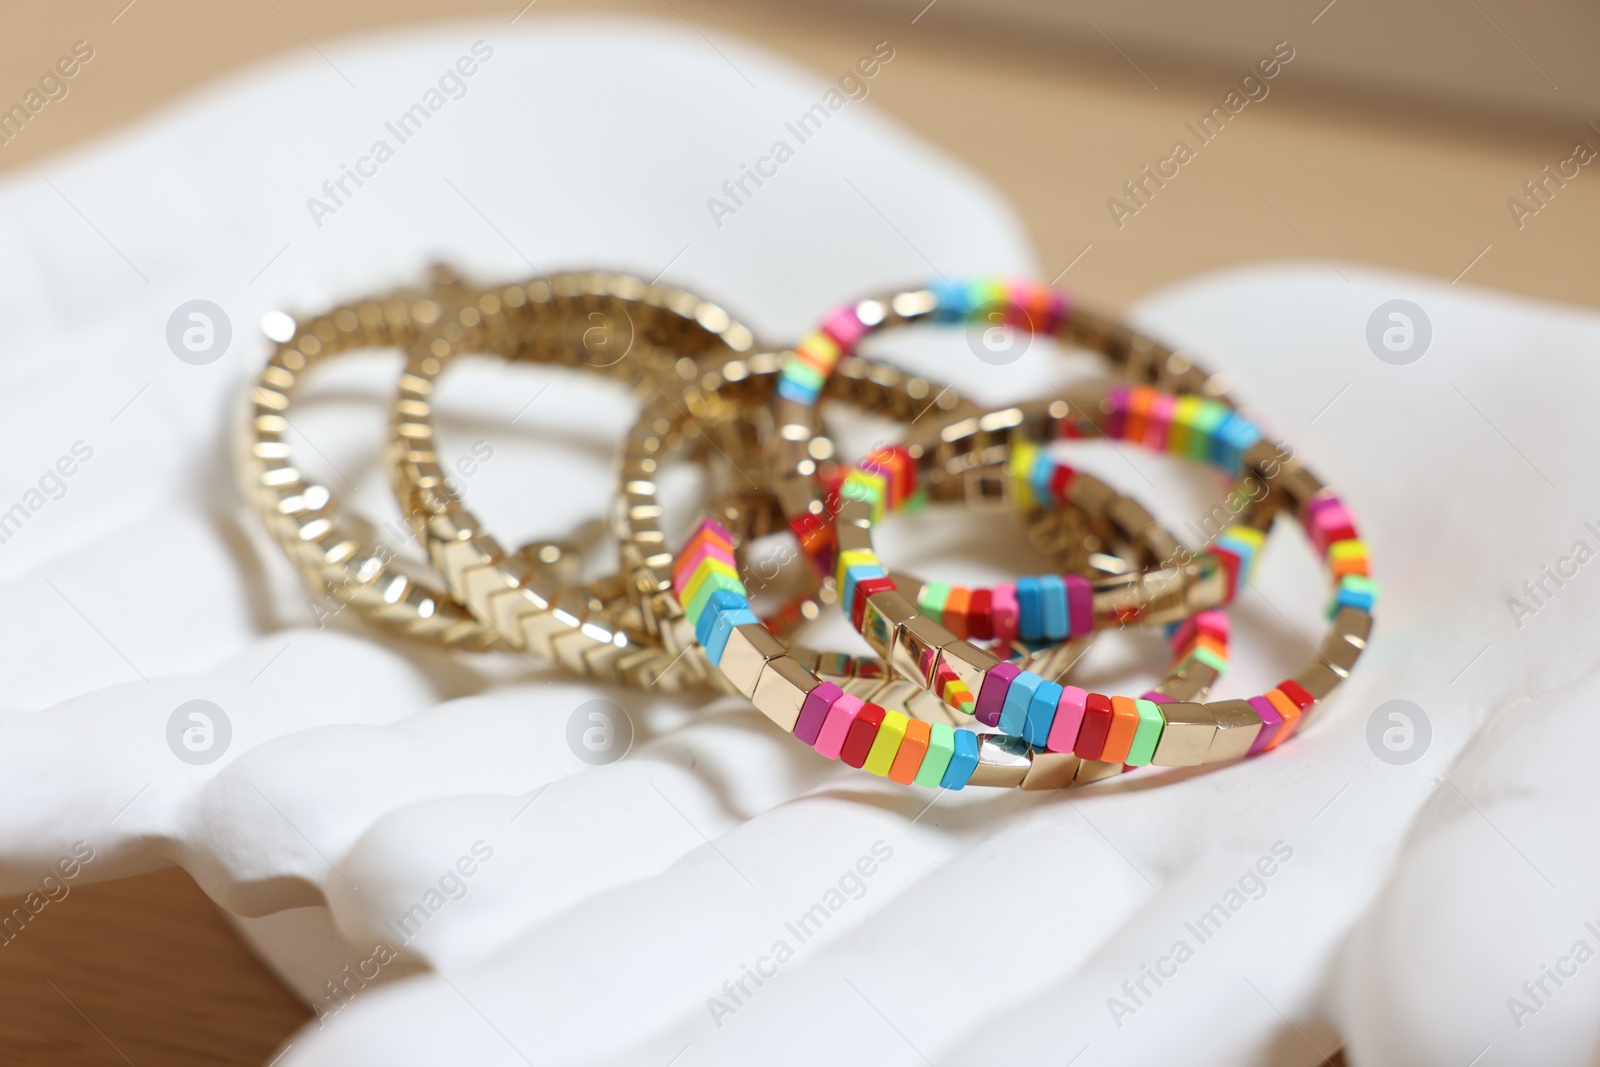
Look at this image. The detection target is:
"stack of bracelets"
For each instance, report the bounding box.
[240,267,1373,793]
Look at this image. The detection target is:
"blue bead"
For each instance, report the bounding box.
[1030,457,1055,509]
[696,589,748,647]
[1024,679,1063,747]
[1335,587,1375,612]
[706,608,760,666]
[1214,413,1261,475]
[1039,575,1068,640]
[999,670,1044,737]
[776,376,819,405]
[930,279,969,323]
[1017,577,1044,641]
[940,728,980,789]
[1215,534,1257,575]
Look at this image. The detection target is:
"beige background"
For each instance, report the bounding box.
[0,0,1590,1062]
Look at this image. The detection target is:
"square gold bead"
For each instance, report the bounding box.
[751,656,819,733]
[1203,699,1263,763]
[1150,702,1216,766]
[969,734,1031,788]
[1280,466,1326,511]
[1152,662,1221,703]
[937,639,1000,696]
[836,499,873,529]
[889,615,956,687]
[721,622,787,698]
[1183,556,1228,614]
[861,591,918,659]
[1292,661,1344,701]
[1021,749,1081,790]
[1332,606,1373,644]
[1135,566,1188,623]
[836,522,874,554]
[1319,633,1362,674]
[1075,759,1123,784]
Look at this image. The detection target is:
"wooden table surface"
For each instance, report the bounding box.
[1,0,1587,1062]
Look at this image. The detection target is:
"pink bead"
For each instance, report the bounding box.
[1005,281,1036,329]
[1304,492,1344,519]
[813,693,865,759]
[991,583,1019,643]
[974,661,1019,728]
[1047,685,1088,753]
[1139,691,1172,703]
[1247,695,1284,756]
[1147,393,1177,451]
[1106,387,1130,440]
[821,307,870,352]
[1309,503,1356,553]
[794,681,842,745]
[1066,574,1094,636]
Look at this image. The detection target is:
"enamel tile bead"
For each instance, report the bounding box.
[864,709,909,776]
[1124,699,1165,766]
[1102,696,1141,764]
[1047,685,1088,753]
[939,729,980,789]
[1076,693,1114,760]
[999,670,1044,736]
[888,718,931,784]
[814,693,865,759]
[1024,679,1063,748]
[795,681,843,744]
[914,721,957,787]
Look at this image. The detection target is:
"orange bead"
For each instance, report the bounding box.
[1262,689,1302,748]
[1102,696,1141,764]
[944,587,972,640]
[888,719,932,784]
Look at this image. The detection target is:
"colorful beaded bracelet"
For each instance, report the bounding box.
[844,384,1374,783]
[613,336,1244,711]
[667,511,1230,790]
[672,383,1372,789]
[771,275,1242,578]
[610,346,1144,699]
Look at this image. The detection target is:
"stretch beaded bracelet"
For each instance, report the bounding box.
[240,273,546,650]
[385,270,763,687]
[673,380,1371,790]
[614,341,1235,706]
[241,266,756,681]
[843,384,1374,784]
[771,275,1257,580]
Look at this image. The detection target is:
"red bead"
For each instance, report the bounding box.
[1049,464,1075,504]
[1213,548,1241,601]
[851,577,897,630]
[1074,693,1114,760]
[968,588,994,641]
[840,702,886,767]
[1278,679,1315,711]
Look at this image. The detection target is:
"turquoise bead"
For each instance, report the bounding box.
[1024,679,1063,748]
[940,729,980,789]
[999,670,1044,736]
